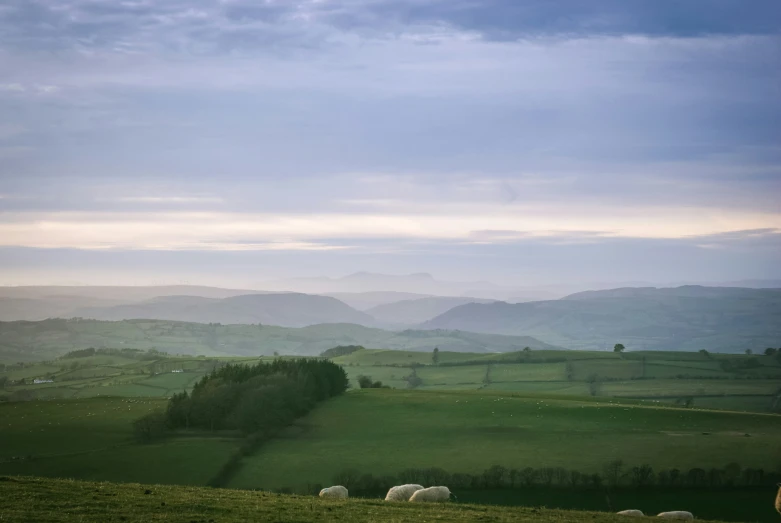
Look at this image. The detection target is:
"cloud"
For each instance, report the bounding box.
[0,206,778,252]
[0,1,778,284]
[0,83,24,92]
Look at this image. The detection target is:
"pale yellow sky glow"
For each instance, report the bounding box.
[0,209,778,251]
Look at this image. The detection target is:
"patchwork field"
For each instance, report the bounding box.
[3,347,780,416]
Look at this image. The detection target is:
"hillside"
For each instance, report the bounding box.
[366,296,497,325]
[0,285,266,301]
[0,476,681,523]
[424,286,781,352]
[72,293,374,328]
[324,291,433,310]
[0,319,560,363]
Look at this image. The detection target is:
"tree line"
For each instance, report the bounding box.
[324,461,781,496]
[133,358,349,440]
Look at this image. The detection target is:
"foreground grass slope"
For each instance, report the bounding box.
[0,476,727,523]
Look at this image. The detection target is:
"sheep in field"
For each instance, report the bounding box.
[617,510,644,516]
[657,511,693,520]
[384,484,424,501]
[319,485,348,499]
[775,483,780,515]
[408,486,453,503]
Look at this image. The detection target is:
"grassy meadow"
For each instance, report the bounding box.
[336,349,781,413]
[0,398,241,486]
[229,389,781,491]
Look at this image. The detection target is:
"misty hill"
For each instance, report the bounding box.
[423,286,781,352]
[72,293,374,328]
[367,296,498,325]
[0,285,267,301]
[0,318,561,363]
[0,296,132,321]
[324,291,433,310]
[264,272,506,297]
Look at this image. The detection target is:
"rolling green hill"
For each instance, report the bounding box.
[0,319,559,363]
[424,286,781,352]
[74,293,373,327]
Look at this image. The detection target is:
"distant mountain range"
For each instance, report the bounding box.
[65,293,373,328]
[366,296,498,326]
[324,291,433,310]
[423,286,781,352]
[0,282,780,354]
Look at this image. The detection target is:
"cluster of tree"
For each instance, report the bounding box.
[326,461,780,496]
[720,357,762,372]
[154,358,348,437]
[357,375,388,389]
[60,347,164,361]
[320,345,365,358]
[403,368,423,389]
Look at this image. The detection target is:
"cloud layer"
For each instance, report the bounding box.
[0,0,779,284]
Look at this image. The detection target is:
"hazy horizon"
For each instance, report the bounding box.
[1,0,780,287]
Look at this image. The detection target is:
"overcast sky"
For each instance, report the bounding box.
[1,0,779,287]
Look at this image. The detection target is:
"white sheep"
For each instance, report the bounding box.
[319,485,348,499]
[617,510,644,516]
[775,483,780,515]
[657,511,693,520]
[408,486,452,503]
[384,484,424,501]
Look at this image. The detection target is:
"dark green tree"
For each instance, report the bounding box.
[613,343,625,353]
[132,411,168,442]
[432,347,440,365]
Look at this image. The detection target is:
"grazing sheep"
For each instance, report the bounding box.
[319,485,348,499]
[657,511,693,520]
[775,483,780,515]
[617,510,644,516]
[408,486,452,503]
[384,484,424,501]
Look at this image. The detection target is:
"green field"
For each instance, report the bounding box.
[3,347,781,415]
[336,349,781,413]
[1,476,726,523]
[0,398,241,486]
[1,388,780,522]
[230,389,781,491]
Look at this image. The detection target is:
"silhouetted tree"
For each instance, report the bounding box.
[614,343,625,353]
[432,347,440,365]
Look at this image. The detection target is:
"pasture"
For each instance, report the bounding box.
[229,389,781,491]
[0,397,241,486]
[0,476,713,523]
[336,349,781,413]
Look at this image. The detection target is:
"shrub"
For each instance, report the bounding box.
[133,411,168,443]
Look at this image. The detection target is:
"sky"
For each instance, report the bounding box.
[0,0,780,288]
